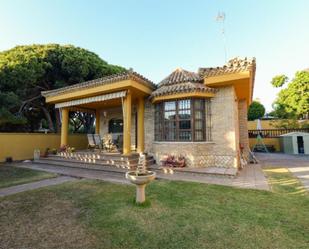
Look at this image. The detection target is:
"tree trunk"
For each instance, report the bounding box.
[41,107,55,132]
[55,109,61,133]
[85,114,95,133]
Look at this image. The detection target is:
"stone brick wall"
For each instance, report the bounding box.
[210,86,239,168]
[146,86,240,168]
[97,87,242,169]
[99,107,122,135]
[144,100,155,153]
[238,99,249,157]
[152,142,216,167]
[99,106,137,149]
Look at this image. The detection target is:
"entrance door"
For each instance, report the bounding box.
[297,136,304,154]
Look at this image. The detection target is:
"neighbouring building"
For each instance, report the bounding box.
[42,57,256,171]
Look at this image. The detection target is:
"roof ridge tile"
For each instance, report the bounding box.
[198,57,256,78]
[42,70,156,97]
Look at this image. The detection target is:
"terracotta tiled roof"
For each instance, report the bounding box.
[198,57,256,78]
[151,82,216,97]
[41,70,156,97]
[151,68,216,98]
[158,68,202,86]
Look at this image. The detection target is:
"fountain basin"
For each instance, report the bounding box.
[126,171,156,203]
[125,171,156,185]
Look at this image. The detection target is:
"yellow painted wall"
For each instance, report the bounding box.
[248,119,309,130]
[249,137,281,152]
[248,120,274,129]
[247,119,309,152]
[0,133,87,162]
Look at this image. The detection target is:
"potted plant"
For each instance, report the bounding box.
[59,145,68,152]
[50,148,57,155]
[42,148,50,158]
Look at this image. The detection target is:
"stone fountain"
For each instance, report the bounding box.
[125,153,156,203]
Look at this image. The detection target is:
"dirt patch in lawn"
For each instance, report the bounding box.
[0,190,97,249]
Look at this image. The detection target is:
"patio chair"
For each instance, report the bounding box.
[93,134,103,149]
[87,134,96,150]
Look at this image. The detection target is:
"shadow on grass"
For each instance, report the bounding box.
[130,198,152,208]
[263,167,308,196]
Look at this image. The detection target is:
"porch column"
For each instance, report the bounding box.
[137,97,145,153]
[60,108,69,146]
[123,90,132,155]
[95,110,100,134]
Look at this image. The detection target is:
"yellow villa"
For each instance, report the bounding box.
[42,57,256,172]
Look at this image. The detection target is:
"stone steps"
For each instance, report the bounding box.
[35,158,128,174]
[15,163,129,185]
[35,152,156,174]
[33,155,236,179]
[57,151,140,160]
[47,153,155,168]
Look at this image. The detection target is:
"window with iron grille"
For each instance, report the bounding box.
[154,98,211,142]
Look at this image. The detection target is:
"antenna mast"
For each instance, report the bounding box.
[216,11,227,62]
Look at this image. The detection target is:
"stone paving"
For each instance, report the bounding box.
[159,164,269,190]
[14,163,129,184]
[11,161,269,191]
[6,152,309,196]
[256,153,309,191]
[166,166,237,177]
[0,176,77,197]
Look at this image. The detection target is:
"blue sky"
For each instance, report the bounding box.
[1,0,309,111]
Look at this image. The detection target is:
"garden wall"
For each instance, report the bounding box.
[0,133,87,162]
[249,137,281,152]
[248,119,309,129]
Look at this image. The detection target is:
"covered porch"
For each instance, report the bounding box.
[42,71,156,155]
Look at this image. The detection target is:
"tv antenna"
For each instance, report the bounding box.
[216,11,227,62]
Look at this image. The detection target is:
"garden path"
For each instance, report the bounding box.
[0,176,77,197]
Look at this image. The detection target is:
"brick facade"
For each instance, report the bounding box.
[99,106,137,150]
[99,86,244,169]
[145,86,240,168]
[238,100,249,157]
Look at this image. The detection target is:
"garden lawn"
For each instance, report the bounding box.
[0,165,57,188]
[0,168,308,249]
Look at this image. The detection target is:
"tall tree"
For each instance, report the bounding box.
[270,70,309,119]
[0,44,126,132]
[270,75,288,88]
[248,100,266,121]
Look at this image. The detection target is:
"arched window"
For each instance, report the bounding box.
[108,119,123,133]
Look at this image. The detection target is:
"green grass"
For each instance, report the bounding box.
[1,173,308,249]
[0,165,57,188]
